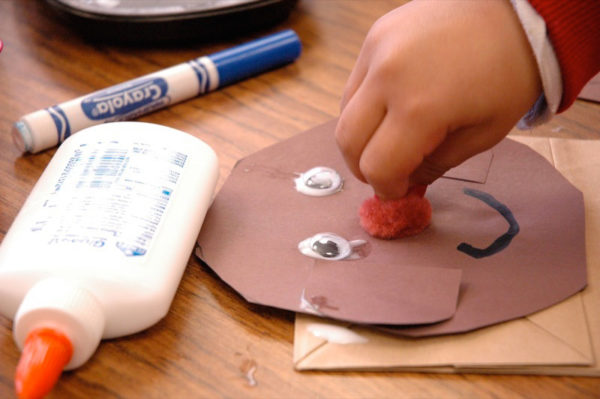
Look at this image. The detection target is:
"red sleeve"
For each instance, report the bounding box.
[528,0,600,111]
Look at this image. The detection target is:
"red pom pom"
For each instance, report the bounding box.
[359,185,432,239]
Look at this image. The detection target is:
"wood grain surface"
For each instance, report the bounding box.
[1,0,600,398]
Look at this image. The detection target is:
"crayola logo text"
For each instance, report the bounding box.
[81,78,169,120]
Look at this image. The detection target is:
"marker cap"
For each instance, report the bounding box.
[209,29,302,87]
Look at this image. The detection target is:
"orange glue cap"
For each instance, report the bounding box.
[13,278,105,398]
[15,328,73,399]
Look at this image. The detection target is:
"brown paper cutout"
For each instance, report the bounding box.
[302,261,462,324]
[196,120,587,336]
[443,150,492,183]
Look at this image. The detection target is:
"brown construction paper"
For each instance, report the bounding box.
[301,261,462,324]
[195,120,587,335]
[293,136,599,376]
[442,149,492,183]
[579,72,600,103]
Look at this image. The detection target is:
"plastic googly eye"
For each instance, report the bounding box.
[311,237,341,258]
[298,232,366,261]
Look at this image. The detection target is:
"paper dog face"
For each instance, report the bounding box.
[196,120,586,337]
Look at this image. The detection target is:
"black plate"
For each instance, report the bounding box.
[45,0,298,44]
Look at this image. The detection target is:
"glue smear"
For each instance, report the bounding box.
[306,323,368,344]
[0,122,218,398]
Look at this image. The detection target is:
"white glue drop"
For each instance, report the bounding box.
[306,323,368,344]
[294,166,343,196]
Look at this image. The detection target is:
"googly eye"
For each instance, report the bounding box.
[311,235,345,258]
[294,167,343,196]
[298,232,367,261]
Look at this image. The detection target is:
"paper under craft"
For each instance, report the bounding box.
[195,120,587,336]
[294,136,599,376]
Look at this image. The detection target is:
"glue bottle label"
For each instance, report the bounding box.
[29,140,187,258]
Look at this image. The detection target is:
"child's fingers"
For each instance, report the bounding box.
[358,103,448,200]
[340,52,370,111]
[335,81,386,183]
[357,121,420,199]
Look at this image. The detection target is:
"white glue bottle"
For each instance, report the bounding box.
[0,122,219,398]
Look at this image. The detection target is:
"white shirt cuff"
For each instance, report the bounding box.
[510,0,563,128]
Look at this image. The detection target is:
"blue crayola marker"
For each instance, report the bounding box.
[12,30,302,153]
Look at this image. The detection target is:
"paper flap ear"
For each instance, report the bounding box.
[442,150,493,184]
[302,261,463,325]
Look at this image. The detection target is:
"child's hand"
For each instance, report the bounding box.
[335,0,542,200]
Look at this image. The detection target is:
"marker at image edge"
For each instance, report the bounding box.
[12,29,302,153]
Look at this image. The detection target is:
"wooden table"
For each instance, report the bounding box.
[1,1,599,398]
